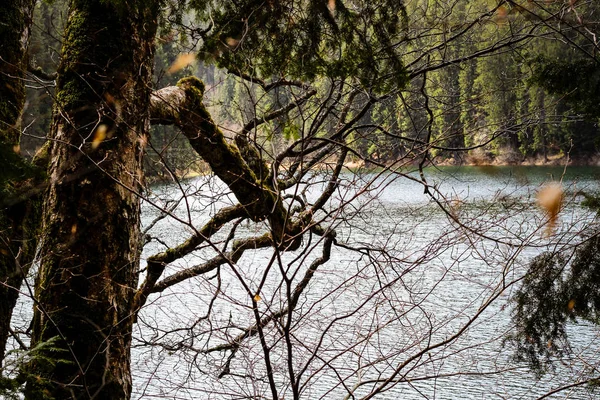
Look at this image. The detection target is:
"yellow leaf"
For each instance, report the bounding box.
[568,299,576,311]
[92,124,108,149]
[253,294,261,302]
[71,224,77,234]
[168,53,196,74]
[13,145,20,154]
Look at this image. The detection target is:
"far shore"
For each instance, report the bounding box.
[146,153,600,184]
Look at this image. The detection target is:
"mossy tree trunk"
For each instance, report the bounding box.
[25,1,159,398]
[0,0,39,368]
[149,78,303,250]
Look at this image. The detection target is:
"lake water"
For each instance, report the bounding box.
[10,166,600,399]
[129,165,600,399]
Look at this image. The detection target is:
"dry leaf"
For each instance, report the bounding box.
[168,53,196,74]
[225,37,239,48]
[253,294,261,302]
[537,182,563,235]
[495,5,508,24]
[92,124,108,149]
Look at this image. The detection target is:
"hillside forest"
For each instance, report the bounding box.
[22,0,600,176]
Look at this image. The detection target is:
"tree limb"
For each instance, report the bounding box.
[150,233,273,293]
[133,205,247,312]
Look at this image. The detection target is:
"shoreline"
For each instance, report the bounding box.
[146,154,600,184]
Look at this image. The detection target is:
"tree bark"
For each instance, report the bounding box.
[0,0,39,368]
[25,1,159,398]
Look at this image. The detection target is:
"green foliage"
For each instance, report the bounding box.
[147,28,208,179]
[509,252,570,374]
[523,0,600,157]
[0,374,21,400]
[581,192,600,212]
[510,232,600,375]
[193,0,409,92]
[21,336,74,400]
[282,123,300,141]
[21,1,65,155]
[23,0,600,165]
[0,336,72,400]
[530,56,600,119]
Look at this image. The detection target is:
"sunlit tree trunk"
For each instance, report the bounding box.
[25,1,158,398]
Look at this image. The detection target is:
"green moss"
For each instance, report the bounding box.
[177,76,205,110]
[32,142,51,169]
[55,79,89,111]
[61,6,104,68]
[55,0,137,113]
[177,76,205,94]
[54,9,98,111]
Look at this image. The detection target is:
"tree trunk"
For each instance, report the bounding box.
[25,1,158,398]
[0,0,38,368]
